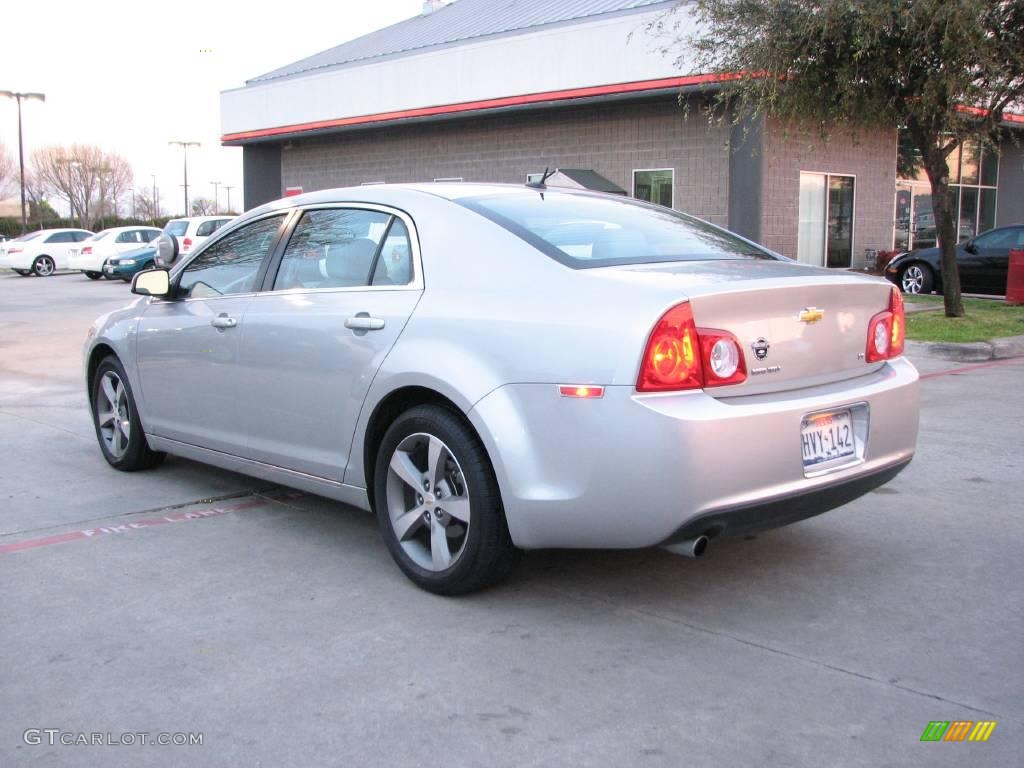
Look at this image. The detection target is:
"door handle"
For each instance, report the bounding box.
[210,314,237,329]
[345,315,385,331]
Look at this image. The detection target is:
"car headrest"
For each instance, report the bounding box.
[324,238,378,284]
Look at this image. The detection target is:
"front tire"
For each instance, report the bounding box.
[90,356,165,471]
[900,263,934,294]
[32,255,55,277]
[85,271,102,280]
[374,404,519,595]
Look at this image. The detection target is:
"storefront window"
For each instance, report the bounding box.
[633,169,674,208]
[895,130,1000,251]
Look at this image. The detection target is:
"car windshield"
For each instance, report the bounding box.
[87,230,113,241]
[165,221,189,237]
[457,191,775,268]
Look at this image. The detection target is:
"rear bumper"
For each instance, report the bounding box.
[661,458,910,544]
[469,357,919,550]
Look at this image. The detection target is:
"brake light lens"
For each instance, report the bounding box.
[8,247,22,254]
[183,237,193,251]
[866,287,906,362]
[637,302,747,391]
[82,246,92,255]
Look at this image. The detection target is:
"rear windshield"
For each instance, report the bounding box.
[165,220,189,237]
[87,230,112,241]
[15,232,43,242]
[457,191,774,268]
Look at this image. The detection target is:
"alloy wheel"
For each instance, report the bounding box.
[385,432,471,571]
[34,256,55,276]
[901,265,924,294]
[96,371,131,458]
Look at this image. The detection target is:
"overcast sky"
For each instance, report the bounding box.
[0,0,427,216]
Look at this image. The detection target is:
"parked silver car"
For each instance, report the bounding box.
[84,184,919,593]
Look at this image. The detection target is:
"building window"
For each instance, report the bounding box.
[433,177,463,183]
[895,132,999,251]
[797,172,855,268]
[633,169,673,208]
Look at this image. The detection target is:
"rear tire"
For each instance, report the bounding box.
[85,271,102,280]
[32,255,55,277]
[899,263,934,294]
[89,355,166,471]
[373,404,520,595]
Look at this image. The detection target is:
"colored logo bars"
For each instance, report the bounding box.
[920,720,997,742]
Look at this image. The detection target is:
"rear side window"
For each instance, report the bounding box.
[457,191,775,268]
[165,220,188,237]
[46,232,74,243]
[196,219,229,237]
[273,208,392,291]
[73,231,91,242]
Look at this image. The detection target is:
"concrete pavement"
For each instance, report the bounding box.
[1,271,1021,767]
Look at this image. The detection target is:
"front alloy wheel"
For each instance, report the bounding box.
[900,264,933,294]
[90,356,165,471]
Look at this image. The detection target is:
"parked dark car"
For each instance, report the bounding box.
[103,246,158,282]
[885,224,1024,295]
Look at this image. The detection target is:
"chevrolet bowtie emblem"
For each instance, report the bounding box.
[798,307,825,324]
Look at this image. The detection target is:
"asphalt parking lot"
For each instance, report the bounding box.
[1,270,1021,767]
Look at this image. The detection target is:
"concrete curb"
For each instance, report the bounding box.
[906,334,1024,362]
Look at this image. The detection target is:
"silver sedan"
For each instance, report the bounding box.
[84,183,919,594]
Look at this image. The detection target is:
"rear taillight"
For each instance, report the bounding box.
[866,287,906,362]
[82,246,92,255]
[183,237,193,251]
[637,302,747,392]
[8,247,22,254]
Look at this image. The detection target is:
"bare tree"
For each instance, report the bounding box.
[0,142,16,198]
[134,188,161,222]
[191,196,216,216]
[102,153,133,219]
[31,144,107,228]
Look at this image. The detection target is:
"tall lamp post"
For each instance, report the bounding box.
[150,174,159,223]
[209,181,221,213]
[168,140,199,215]
[224,185,234,214]
[0,90,46,234]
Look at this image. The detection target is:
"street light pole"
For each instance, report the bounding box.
[224,185,234,213]
[168,140,199,216]
[0,90,46,234]
[210,181,221,213]
[150,174,159,223]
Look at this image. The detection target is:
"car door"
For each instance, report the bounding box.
[134,213,290,455]
[235,206,423,480]
[968,228,1019,294]
[43,231,75,268]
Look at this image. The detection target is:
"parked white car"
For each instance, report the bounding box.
[0,228,94,276]
[163,216,233,259]
[67,226,163,279]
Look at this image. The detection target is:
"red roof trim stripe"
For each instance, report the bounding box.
[221,73,739,143]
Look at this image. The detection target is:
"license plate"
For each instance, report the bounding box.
[800,410,855,467]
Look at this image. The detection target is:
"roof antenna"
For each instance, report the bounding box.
[526,167,556,189]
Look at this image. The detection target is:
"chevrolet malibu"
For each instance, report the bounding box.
[83,183,919,594]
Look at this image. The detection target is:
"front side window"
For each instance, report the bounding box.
[458,190,772,268]
[178,215,285,299]
[633,169,674,208]
[116,231,143,244]
[273,208,392,291]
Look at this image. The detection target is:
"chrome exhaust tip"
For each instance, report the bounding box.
[664,535,709,558]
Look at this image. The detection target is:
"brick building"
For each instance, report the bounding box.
[221,0,1024,269]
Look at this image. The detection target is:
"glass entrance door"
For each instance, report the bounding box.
[798,172,855,267]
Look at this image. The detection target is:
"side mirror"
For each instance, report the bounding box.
[132,268,171,298]
[965,241,978,254]
[153,233,177,266]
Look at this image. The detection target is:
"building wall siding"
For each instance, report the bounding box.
[760,119,897,265]
[280,99,733,226]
